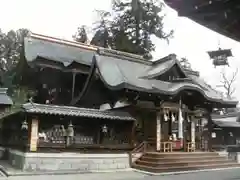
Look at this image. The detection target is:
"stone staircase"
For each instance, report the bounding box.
[132,152,240,173]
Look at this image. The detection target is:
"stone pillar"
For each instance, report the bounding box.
[29,118,39,152]
[191,117,195,143]
[156,111,161,151]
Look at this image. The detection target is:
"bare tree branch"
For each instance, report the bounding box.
[219,68,238,98]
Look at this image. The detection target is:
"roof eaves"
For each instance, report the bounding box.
[164,0,240,43]
[152,54,177,65]
[29,32,152,66]
[22,103,136,121]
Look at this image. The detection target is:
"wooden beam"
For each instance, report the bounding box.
[71,72,76,100]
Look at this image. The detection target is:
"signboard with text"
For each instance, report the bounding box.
[30,119,39,152]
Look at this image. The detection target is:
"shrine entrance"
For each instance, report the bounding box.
[155,102,204,153]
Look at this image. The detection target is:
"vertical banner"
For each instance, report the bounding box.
[156,112,161,151]
[30,119,39,152]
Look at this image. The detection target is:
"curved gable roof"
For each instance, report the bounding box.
[24,33,238,107]
[95,53,237,106]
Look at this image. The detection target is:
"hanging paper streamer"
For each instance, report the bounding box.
[171,113,175,122]
[156,112,161,151]
[191,117,195,143]
[178,99,183,139]
[164,110,168,121]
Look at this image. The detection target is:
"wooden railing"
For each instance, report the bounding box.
[37,141,132,153]
[129,141,145,167]
[129,141,153,167]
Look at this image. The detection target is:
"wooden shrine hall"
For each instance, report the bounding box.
[0,33,238,173]
[205,112,240,151]
[20,33,238,152]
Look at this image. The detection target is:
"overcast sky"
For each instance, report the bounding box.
[2,0,240,101]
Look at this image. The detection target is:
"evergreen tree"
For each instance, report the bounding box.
[72,25,88,43]
[90,10,112,48]
[0,28,31,105]
[73,0,173,59]
[0,28,30,87]
[110,0,173,57]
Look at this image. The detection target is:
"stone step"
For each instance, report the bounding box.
[144,152,219,158]
[132,162,240,173]
[140,155,226,163]
[135,158,232,168]
[131,152,237,173]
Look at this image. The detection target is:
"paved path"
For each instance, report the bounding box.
[1,168,240,180]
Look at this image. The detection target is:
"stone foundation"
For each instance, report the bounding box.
[8,149,132,172]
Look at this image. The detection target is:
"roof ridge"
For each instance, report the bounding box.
[97,48,152,65]
[29,32,151,65]
[29,33,97,51]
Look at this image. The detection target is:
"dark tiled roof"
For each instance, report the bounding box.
[24,33,238,107]
[212,119,240,128]
[22,103,135,121]
[212,112,240,128]
[24,33,147,67]
[211,112,240,120]
[24,33,96,67]
[95,54,237,105]
[0,88,13,105]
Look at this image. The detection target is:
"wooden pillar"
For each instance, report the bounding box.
[29,117,39,152]
[71,72,77,100]
[206,109,213,151]
[156,111,161,151]
[131,121,136,147]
